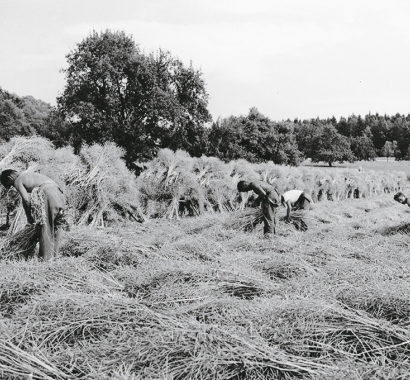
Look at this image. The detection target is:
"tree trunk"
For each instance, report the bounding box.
[328,162,333,167]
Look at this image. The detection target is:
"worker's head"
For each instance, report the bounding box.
[237,180,252,192]
[394,192,407,204]
[0,169,19,189]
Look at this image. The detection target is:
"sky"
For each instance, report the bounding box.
[1,0,409,121]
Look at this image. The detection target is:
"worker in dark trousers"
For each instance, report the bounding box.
[237,180,281,236]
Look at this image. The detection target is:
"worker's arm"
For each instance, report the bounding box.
[253,194,264,207]
[250,182,267,198]
[304,193,314,204]
[13,181,34,224]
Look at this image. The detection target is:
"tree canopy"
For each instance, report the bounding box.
[306,124,355,167]
[2,29,410,167]
[0,88,52,140]
[57,30,211,166]
[207,108,302,165]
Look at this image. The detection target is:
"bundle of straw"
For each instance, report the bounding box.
[65,142,147,226]
[286,210,311,231]
[0,224,38,259]
[0,136,54,172]
[0,184,49,259]
[224,208,264,231]
[377,222,410,236]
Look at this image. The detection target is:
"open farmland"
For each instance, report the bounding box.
[302,157,410,173]
[2,193,410,379]
[1,137,410,379]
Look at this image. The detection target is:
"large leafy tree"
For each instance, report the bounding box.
[57,30,211,165]
[310,124,355,167]
[205,117,249,161]
[350,135,377,161]
[295,121,324,159]
[350,128,377,161]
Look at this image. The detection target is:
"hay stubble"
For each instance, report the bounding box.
[1,195,410,379]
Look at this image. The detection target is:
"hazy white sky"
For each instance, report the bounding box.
[1,0,409,121]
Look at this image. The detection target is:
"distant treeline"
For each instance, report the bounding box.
[0,87,67,147]
[1,29,410,168]
[1,85,409,168]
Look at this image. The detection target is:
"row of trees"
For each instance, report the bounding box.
[1,30,409,167]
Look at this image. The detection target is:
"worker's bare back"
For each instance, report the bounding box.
[14,172,57,193]
[245,180,276,196]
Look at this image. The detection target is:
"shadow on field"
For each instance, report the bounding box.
[377,222,410,236]
[302,164,349,168]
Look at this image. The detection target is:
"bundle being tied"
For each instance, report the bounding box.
[0,188,46,259]
[224,208,264,231]
[283,210,313,232]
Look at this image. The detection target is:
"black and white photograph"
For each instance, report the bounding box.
[1,1,410,379]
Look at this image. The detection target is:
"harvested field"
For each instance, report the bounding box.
[1,194,410,379]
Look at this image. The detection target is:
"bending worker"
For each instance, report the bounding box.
[394,192,410,207]
[237,180,281,236]
[281,189,314,222]
[0,169,67,260]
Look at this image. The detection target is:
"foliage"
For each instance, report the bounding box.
[296,122,356,166]
[57,30,211,166]
[350,131,377,161]
[207,108,302,165]
[294,121,323,160]
[3,79,410,166]
[0,88,53,140]
[38,108,71,148]
[381,141,398,162]
[389,116,410,160]
[309,125,355,167]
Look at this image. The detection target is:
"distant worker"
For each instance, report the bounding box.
[394,192,410,207]
[281,190,314,222]
[0,169,67,260]
[237,180,281,236]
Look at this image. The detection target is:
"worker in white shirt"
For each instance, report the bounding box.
[281,190,313,222]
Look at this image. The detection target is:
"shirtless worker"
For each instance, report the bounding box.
[237,180,281,236]
[0,169,66,260]
[281,189,314,222]
[394,192,410,207]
